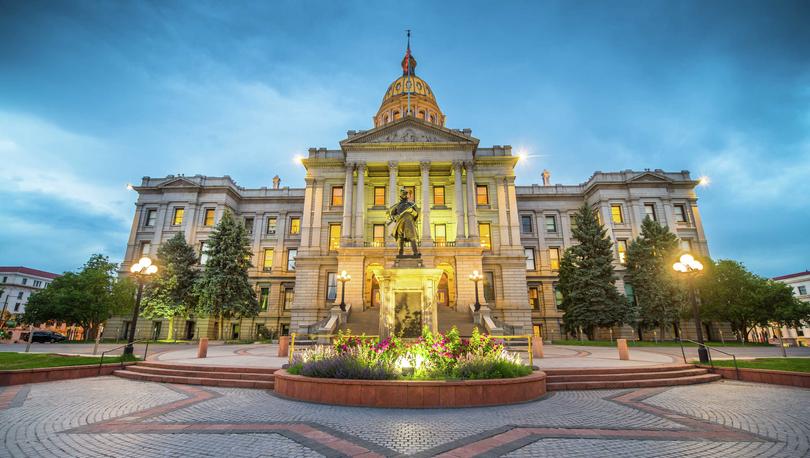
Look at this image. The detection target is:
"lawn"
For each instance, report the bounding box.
[551,339,771,348]
[707,357,810,373]
[0,353,136,370]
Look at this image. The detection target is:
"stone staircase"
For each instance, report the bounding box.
[437,306,477,335]
[543,364,721,390]
[114,361,276,389]
[339,307,380,335]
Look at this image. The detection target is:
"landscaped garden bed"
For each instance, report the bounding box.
[276,328,546,408]
[0,353,138,386]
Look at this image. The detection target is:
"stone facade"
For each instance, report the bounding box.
[115,50,711,341]
[0,267,59,316]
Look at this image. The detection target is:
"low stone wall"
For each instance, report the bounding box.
[702,365,810,389]
[274,370,547,408]
[0,362,137,386]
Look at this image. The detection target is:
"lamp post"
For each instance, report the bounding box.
[673,253,708,363]
[124,256,158,356]
[337,270,351,311]
[469,270,484,311]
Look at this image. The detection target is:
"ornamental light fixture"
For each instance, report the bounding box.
[337,270,352,311]
[124,256,158,356]
[469,270,484,311]
[672,252,708,363]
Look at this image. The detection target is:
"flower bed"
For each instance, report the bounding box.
[288,327,532,381]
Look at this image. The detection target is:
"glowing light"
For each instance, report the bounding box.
[130,263,141,273]
[697,176,710,187]
[138,257,152,268]
[517,150,528,162]
[146,265,158,275]
[126,183,134,190]
[679,254,695,265]
[293,154,304,165]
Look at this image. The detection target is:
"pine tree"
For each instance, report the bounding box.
[624,217,685,339]
[143,232,199,340]
[558,203,629,340]
[194,211,259,338]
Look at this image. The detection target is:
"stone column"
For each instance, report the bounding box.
[299,177,315,250]
[309,180,324,248]
[353,162,366,241]
[465,161,479,239]
[388,161,398,206]
[453,161,466,240]
[341,163,354,244]
[151,203,168,246]
[495,177,510,247]
[124,203,144,265]
[184,203,199,244]
[420,161,432,246]
[506,177,522,247]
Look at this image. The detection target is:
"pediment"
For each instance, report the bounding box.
[340,117,478,148]
[626,172,672,183]
[158,177,201,188]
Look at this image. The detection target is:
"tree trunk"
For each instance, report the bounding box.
[636,324,644,341]
[659,324,666,341]
[218,313,223,340]
[741,325,748,343]
[167,316,175,341]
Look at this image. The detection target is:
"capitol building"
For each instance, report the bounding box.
[112,48,710,342]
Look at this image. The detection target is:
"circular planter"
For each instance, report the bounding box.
[273,370,547,408]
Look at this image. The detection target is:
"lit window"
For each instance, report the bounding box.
[611,205,624,224]
[644,204,657,221]
[617,240,627,263]
[199,241,208,265]
[529,286,541,310]
[433,186,445,206]
[374,187,386,206]
[479,223,492,250]
[259,287,269,311]
[476,185,488,205]
[404,186,415,202]
[289,217,301,235]
[263,248,274,271]
[674,204,687,223]
[203,209,215,226]
[329,224,341,251]
[327,272,337,301]
[434,224,446,243]
[145,209,157,227]
[266,217,277,235]
[545,215,557,233]
[287,249,297,271]
[331,186,343,206]
[520,215,533,234]
[483,271,495,302]
[373,224,385,246]
[244,217,254,235]
[549,247,560,270]
[525,247,536,270]
[172,208,185,226]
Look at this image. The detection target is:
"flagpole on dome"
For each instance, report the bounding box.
[405,29,412,116]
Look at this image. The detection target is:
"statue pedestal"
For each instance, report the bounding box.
[370,265,443,338]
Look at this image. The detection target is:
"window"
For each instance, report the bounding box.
[327,272,337,301]
[611,205,624,224]
[331,186,344,206]
[476,185,489,205]
[644,204,657,221]
[680,239,692,252]
[172,208,185,226]
[373,224,385,246]
[549,247,560,270]
[145,209,157,227]
[525,247,536,270]
[616,240,627,263]
[266,217,277,235]
[289,217,301,235]
[798,286,807,295]
[434,224,447,243]
[479,223,492,250]
[483,271,495,302]
[433,186,445,206]
[528,286,541,310]
[329,224,341,251]
[14,303,20,312]
[262,248,274,271]
[545,215,557,233]
[282,286,295,310]
[569,214,578,233]
[17,291,24,299]
[553,282,563,306]
[286,249,297,271]
[33,280,42,288]
[244,217,254,235]
[404,186,415,202]
[374,187,386,206]
[1,276,6,283]
[625,284,636,306]
[520,215,533,234]
[259,287,270,311]
[21,278,27,285]
[199,242,208,265]
[674,204,688,223]
[140,242,151,257]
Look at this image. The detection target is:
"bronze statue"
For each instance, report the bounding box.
[386,188,420,256]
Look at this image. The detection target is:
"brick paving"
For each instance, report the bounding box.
[0,377,808,457]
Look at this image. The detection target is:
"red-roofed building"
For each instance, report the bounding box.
[771,270,810,346]
[0,266,61,316]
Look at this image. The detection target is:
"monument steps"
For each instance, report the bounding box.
[437,305,477,335]
[544,364,721,390]
[340,307,381,335]
[113,362,275,389]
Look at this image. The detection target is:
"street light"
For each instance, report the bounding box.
[337,270,351,311]
[125,256,158,356]
[673,253,708,363]
[469,270,484,311]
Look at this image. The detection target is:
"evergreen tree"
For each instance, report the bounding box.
[143,232,200,340]
[558,203,629,340]
[194,211,259,338]
[624,217,685,339]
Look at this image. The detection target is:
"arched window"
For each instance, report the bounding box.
[393,110,400,120]
[429,114,437,124]
[383,114,389,123]
[419,110,426,119]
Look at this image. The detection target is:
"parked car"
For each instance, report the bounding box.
[19,331,66,343]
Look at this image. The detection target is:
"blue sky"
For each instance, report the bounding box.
[1,0,808,277]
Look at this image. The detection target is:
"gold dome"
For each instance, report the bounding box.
[373,50,445,128]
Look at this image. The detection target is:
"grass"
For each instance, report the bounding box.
[705,357,810,373]
[0,353,137,370]
[551,339,771,347]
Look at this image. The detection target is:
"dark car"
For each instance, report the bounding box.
[22,331,67,343]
